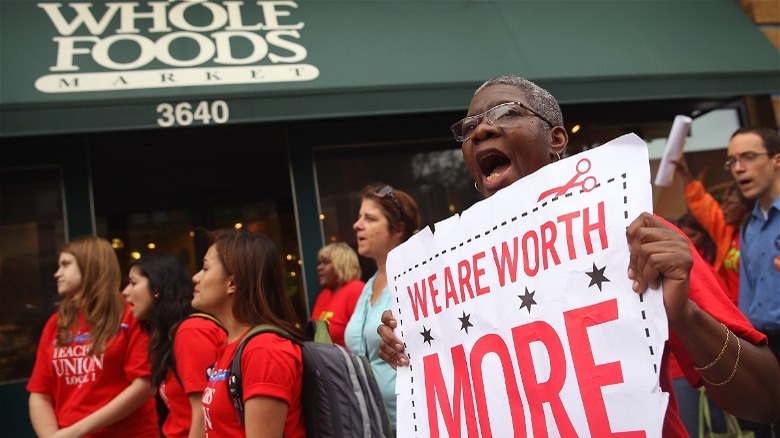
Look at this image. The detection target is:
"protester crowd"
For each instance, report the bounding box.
[27,76,780,437]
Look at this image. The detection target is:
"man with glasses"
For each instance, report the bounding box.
[725,127,780,437]
[377,75,780,435]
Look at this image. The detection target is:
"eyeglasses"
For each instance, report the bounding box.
[723,151,772,170]
[375,185,404,221]
[450,101,554,142]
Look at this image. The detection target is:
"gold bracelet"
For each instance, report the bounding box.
[694,323,730,370]
[701,334,740,387]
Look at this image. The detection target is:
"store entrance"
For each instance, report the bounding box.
[89,123,307,322]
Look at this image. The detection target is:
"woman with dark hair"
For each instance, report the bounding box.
[345,182,420,429]
[122,253,225,438]
[677,212,717,266]
[194,229,305,437]
[27,236,159,437]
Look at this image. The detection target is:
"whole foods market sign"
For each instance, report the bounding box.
[34,0,319,93]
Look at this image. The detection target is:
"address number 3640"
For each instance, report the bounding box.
[156,100,229,127]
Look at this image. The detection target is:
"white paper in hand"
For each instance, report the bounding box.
[654,115,692,187]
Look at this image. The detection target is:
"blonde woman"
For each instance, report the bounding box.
[27,236,158,437]
[311,242,364,346]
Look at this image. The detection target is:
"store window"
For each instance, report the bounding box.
[315,140,483,279]
[0,167,66,382]
[90,124,307,322]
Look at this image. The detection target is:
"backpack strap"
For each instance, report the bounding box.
[227,321,334,425]
[171,312,225,388]
[188,312,225,329]
[228,324,300,425]
[306,319,334,345]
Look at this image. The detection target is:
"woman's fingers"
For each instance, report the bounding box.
[378,310,409,368]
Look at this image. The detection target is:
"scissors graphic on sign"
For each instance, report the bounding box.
[537,158,598,202]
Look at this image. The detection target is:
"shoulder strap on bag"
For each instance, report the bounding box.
[698,388,711,438]
[188,312,225,329]
[228,324,300,425]
[306,319,334,345]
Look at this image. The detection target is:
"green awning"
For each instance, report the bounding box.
[2,0,778,137]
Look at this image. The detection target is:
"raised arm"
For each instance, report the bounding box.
[671,159,695,186]
[626,212,780,423]
[672,160,730,244]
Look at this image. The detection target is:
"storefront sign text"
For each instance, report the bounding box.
[34,0,319,93]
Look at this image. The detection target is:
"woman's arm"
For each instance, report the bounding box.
[188,393,206,438]
[29,392,59,437]
[57,377,156,437]
[243,396,288,438]
[627,212,780,422]
[673,301,780,422]
[673,160,729,245]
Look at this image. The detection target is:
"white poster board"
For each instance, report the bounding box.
[387,134,669,437]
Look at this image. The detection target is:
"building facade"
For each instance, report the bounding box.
[1,1,778,434]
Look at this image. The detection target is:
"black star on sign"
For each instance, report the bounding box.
[586,262,610,291]
[420,326,434,346]
[459,312,473,334]
[518,287,537,313]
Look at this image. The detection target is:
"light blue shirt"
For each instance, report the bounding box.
[738,194,780,331]
[344,273,397,427]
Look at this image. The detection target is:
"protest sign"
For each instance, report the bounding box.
[387,134,669,437]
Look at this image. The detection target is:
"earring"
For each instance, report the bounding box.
[474,182,480,192]
[154,293,160,299]
[555,150,562,161]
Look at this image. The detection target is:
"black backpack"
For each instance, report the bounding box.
[228,320,394,438]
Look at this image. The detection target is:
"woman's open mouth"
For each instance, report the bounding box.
[476,149,514,194]
[479,152,511,182]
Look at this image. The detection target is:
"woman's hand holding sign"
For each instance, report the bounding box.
[626,213,780,423]
[625,212,694,326]
[378,311,406,369]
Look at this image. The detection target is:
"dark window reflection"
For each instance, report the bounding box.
[0,167,65,382]
[90,124,307,324]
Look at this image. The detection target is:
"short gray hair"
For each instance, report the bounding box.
[475,75,563,129]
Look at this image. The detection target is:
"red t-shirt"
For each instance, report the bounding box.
[311,279,364,346]
[659,218,766,436]
[202,331,305,437]
[159,316,226,438]
[27,305,158,437]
